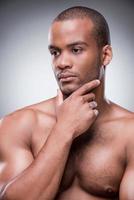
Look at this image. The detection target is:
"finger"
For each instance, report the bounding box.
[93,109,99,116]
[75,79,100,96]
[89,101,97,109]
[83,93,95,102]
[56,89,63,106]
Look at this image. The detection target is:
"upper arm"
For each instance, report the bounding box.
[120,127,134,200]
[0,110,35,191]
[120,165,134,200]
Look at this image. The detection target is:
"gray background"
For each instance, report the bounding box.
[0,0,134,117]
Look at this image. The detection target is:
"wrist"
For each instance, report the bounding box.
[53,122,74,143]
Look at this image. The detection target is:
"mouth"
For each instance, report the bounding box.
[57,72,77,82]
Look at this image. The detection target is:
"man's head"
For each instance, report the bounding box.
[53,6,111,48]
[48,6,112,96]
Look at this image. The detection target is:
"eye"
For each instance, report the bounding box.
[50,49,60,57]
[72,47,83,54]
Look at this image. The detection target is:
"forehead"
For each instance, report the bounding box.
[48,18,95,46]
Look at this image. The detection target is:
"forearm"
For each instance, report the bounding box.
[1,125,73,200]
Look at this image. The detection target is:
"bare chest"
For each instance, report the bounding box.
[32,126,126,199]
[57,130,126,199]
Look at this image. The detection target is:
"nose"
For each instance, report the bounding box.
[56,52,72,70]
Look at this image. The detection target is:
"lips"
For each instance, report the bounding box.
[57,72,76,80]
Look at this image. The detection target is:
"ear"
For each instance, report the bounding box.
[101,45,113,66]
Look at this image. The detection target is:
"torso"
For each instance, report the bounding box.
[28,98,133,200]
[55,123,126,200]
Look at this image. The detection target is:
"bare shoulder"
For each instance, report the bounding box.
[109,101,134,148]
[0,107,37,149]
[27,96,56,118]
[99,101,134,139]
[26,97,57,128]
[107,101,134,124]
[0,97,56,144]
[113,105,134,164]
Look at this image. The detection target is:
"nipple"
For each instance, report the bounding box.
[105,186,115,196]
[107,187,113,193]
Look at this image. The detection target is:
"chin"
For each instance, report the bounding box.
[60,83,81,96]
[61,87,75,96]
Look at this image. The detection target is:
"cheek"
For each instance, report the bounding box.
[75,53,100,72]
[73,53,101,81]
[52,61,57,74]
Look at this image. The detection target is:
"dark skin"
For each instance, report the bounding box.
[0,18,134,200]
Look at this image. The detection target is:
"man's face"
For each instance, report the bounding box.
[48,18,102,96]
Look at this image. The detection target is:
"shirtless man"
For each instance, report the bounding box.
[0,6,134,200]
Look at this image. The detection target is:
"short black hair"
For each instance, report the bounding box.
[53,6,111,48]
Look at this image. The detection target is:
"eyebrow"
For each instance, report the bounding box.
[67,41,89,48]
[48,45,60,51]
[48,41,88,50]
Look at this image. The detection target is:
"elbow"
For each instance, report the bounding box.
[0,186,9,200]
[0,184,36,200]
[0,193,8,200]
[0,184,13,200]
[0,184,20,200]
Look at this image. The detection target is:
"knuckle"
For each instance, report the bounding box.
[92,101,97,107]
[90,93,95,99]
[89,81,96,88]
[89,102,93,107]
[89,109,98,118]
[71,92,75,98]
[83,84,89,91]
[88,80,99,89]
[91,110,95,117]
[94,109,99,116]
[88,110,94,118]
[74,91,78,97]
[89,101,97,109]
[79,96,84,103]
[70,95,74,100]
[70,93,76,100]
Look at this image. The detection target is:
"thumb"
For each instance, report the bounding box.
[56,89,63,106]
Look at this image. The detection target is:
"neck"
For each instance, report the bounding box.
[71,77,110,148]
[92,75,110,124]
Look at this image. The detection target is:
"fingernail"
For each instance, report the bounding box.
[93,101,97,107]
[94,109,99,116]
[96,80,100,84]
